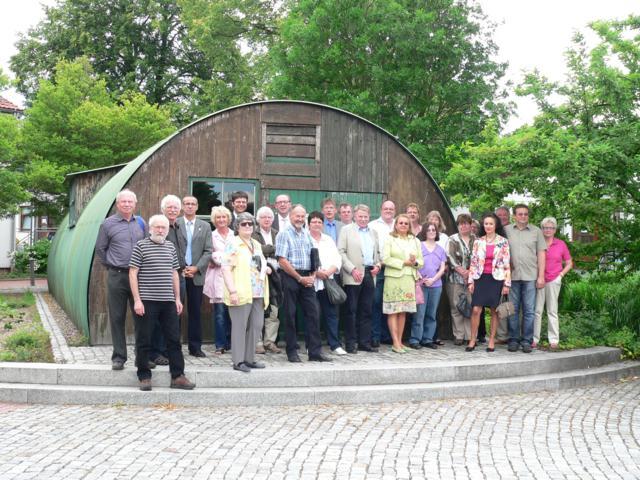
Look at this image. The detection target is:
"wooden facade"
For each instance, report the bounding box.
[63,101,454,345]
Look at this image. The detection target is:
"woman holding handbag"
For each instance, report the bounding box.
[467,213,511,352]
[446,214,476,346]
[409,222,446,349]
[308,211,346,355]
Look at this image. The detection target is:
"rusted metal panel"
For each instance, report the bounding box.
[262,103,321,125]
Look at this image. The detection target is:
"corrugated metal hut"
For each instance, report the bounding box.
[49,100,454,345]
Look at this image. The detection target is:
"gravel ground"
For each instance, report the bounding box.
[40,292,87,346]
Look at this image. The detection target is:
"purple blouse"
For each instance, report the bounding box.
[418,242,447,288]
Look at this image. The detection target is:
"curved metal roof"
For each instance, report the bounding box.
[48,100,451,335]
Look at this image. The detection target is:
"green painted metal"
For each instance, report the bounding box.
[47,138,175,337]
[268,190,384,218]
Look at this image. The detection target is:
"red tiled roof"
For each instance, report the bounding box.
[0,96,23,113]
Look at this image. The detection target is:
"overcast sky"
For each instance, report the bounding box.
[1,0,638,130]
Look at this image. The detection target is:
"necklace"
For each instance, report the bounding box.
[241,237,255,254]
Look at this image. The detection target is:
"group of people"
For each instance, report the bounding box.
[95,188,572,391]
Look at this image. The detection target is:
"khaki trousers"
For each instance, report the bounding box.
[534,276,562,344]
[260,305,280,346]
[447,282,471,341]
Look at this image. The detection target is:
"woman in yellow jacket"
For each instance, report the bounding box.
[222,212,270,372]
[383,214,424,353]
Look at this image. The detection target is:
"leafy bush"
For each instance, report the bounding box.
[1,325,53,362]
[554,272,640,358]
[12,238,51,274]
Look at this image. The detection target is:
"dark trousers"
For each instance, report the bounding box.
[344,270,375,350]
[151,275,185,359]
[107,269,135,362]
[282,273,322,358]
[317,289,341,350]
[185,277,204,353]
[134,301,185,381]
[371,269,391,343]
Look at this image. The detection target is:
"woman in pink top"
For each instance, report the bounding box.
[467,213,511,352]
[534,217,572,350]
[203,206,235,354]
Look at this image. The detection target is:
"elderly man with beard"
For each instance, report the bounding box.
[129,215,195,391]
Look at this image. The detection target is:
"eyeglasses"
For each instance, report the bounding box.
[239,222,254,227]
[396,222,409,225]
[542,226,556,230]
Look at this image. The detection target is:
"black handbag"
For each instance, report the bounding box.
[324,277,347,305]
[310,247,321,271]
[456,290,472,318]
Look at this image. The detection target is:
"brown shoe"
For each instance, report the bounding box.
[255,344,266,354]
[265,343,282,354]
[139,379,152,391]
[170,375,195,390]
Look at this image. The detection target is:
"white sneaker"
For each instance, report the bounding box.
[332,347,347,356]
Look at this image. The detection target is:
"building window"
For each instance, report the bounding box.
[190,178,258,217]
[20,207,33,231]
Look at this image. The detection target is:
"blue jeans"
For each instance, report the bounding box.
[508,280,536,346]
[371,269,391,343]
[317,289,341,350]
[410,286,442,344]
[214,303,231,349]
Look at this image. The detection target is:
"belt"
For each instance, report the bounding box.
[295,270,311,275]
[365,266,375,271]
[108,266,129,273]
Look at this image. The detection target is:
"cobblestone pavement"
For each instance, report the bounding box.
[1,378,639,480]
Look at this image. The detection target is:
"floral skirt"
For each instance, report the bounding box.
[383,274,417,314]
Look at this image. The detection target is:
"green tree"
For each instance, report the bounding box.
[267,0,509,182]
[15,58,175,218]
[445,17,640,270]
[178,0,282,117]
[0,115,30,216]
[10,0,209,120]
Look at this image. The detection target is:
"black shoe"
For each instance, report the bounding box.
[309,354,331,362]
[434,340,445,346]
[371,340,380,348]
[190,350,206,358]
[453,339,464,346]
[465,344,476,352]
[358,346,379,353]
[486,347,495,352]
[245,361,266,369]
[233,363,251,373]
[111,360,124,371]
[522,343,532,353]
[477,337,487,344]
[422,342,437,350]
[346,347,358,354]
[408,343,422,350]
[288,354,302,363]
[139,379,152,391]
[508,343,519,352]
[153,355,169,366]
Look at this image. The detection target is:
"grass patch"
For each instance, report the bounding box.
[0,293,54,363]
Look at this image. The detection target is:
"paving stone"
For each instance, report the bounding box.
[1,378,638,479]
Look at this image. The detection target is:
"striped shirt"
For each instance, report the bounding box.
[276,225,313,270]
[129,238,179,301]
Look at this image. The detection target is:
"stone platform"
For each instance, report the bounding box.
[0,293,637,407]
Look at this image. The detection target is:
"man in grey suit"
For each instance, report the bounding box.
[321,197,343,244]
[178,196,212,357]
[338,204,381,354]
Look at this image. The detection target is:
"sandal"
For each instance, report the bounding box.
[435,340,445,346]
[214,348,225,355]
